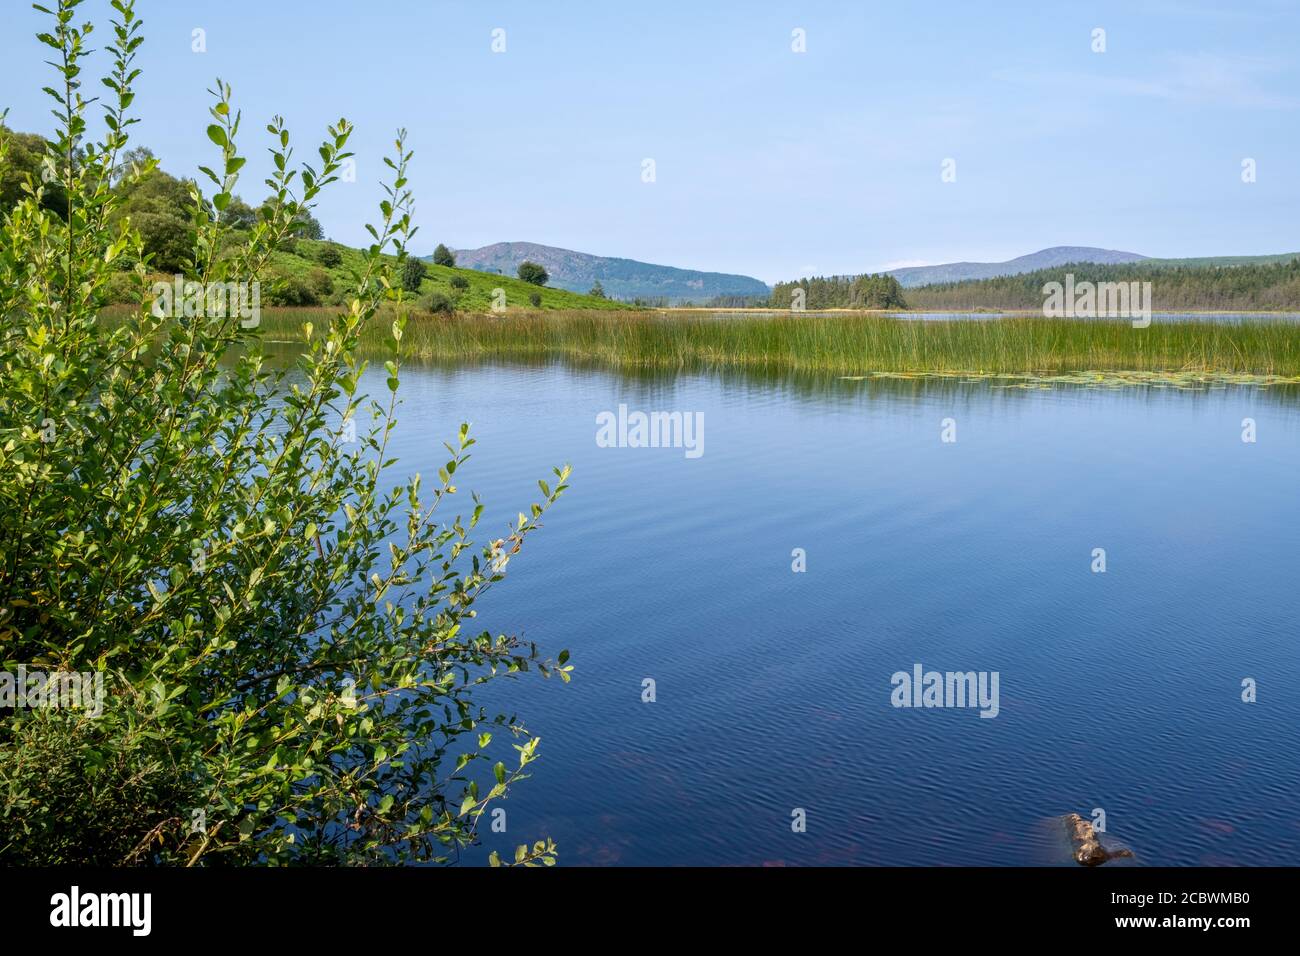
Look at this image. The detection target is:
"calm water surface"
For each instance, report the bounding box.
[362,360,1300,866]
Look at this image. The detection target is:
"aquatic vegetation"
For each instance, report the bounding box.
[253,309,1300,385]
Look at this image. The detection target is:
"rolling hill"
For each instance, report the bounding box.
[267,240,636,312]
[886,246,1148,288]
[443,241,770,303]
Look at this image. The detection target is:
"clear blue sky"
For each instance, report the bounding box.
[3,0,1297,282]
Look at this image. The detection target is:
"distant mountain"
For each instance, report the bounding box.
[887,246,1148,288]
[443,241,770,303]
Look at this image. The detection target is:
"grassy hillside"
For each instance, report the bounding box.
[444,241,771,303]
[263,239,636,312]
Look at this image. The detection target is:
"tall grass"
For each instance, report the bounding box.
[255,308,1300,380]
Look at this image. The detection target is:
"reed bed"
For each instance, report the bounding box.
[254,308,1300,383]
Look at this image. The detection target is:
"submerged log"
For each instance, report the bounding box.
[1064,813,1135,866]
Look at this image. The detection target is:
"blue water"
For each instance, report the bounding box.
[369,360,1300,866]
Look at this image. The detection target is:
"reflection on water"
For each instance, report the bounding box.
[366,351,1300,416]
[264,347,1300,866]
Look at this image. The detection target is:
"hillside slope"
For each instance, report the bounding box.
[268,239,637,312]
[887,246,1148,287]
[445,241,770,303]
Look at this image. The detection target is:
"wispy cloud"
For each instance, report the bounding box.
[995,53,1298,110]
[878,259,934,270]
[1131,0,1296,23]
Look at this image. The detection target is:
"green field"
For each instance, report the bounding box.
[252,308,1300,384]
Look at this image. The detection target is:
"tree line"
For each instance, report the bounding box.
[769,273,908,310]
[905,259,1300,312]
[1,127,482,308]
[737,259,1300,313]
[0,133,326,270]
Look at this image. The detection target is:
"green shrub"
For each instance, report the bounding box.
[103,269,143,305]
[0,125,69,218]
[317,243,344,268]
[307,267,334,299]
[450,274,469,291]
[262,268,319,306]
[108,165,193,273]
[128,209,192,274]
[432,243,455,267]
[424,291,454,314]
[517,261,548,286]
[400,257,427,294]
[0,0,568,867]
[528,292,542,308]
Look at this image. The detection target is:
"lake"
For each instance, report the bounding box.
[365,358,1300,866]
